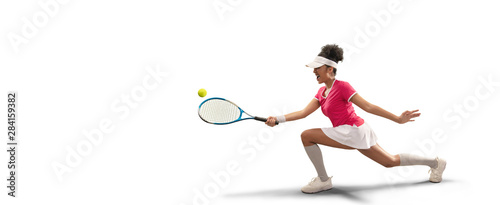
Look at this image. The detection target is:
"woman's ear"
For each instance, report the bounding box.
[327,66,334,75]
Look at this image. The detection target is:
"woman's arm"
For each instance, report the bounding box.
[265,99,320,127]
[350,93,420,124]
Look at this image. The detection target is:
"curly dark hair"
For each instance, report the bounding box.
[317,44,343,76]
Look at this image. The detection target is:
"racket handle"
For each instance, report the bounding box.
[254,116,279,125]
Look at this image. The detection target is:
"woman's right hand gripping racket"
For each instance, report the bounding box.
[198,97,278,125]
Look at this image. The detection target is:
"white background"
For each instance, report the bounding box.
[1,0,499,204]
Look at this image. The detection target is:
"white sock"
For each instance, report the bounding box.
[399,153,438,168]
[304,144,329,182]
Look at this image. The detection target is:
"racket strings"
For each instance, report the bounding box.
[199,99,241,124]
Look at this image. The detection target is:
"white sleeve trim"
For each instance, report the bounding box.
[348,92,357,102]
[314,97,319,101]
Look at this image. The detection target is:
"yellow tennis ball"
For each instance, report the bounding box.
[198,88,207,97]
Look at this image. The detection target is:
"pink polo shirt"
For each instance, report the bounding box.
[314,80,364,127]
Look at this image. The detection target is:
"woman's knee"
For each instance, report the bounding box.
[301,129,314,144]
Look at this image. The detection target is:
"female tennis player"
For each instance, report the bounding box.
[265,44,446,194]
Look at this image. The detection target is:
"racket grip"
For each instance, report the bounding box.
[254,116,279,125]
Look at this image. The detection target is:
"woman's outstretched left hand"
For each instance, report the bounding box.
[399,109,420,124]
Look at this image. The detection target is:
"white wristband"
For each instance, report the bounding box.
[276,115,286,123]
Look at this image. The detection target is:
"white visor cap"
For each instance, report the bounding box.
[306,56,338,68]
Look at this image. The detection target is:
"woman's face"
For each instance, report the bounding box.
[313,65,333,84]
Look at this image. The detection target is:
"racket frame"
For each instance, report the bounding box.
[198,97,273,125]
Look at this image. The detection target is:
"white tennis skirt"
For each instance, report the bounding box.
[321,122,378,149]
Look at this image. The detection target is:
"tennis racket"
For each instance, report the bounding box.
[198,97,278,125]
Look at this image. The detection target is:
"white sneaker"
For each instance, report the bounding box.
[301,177,333,194]
[429,157,447,183]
